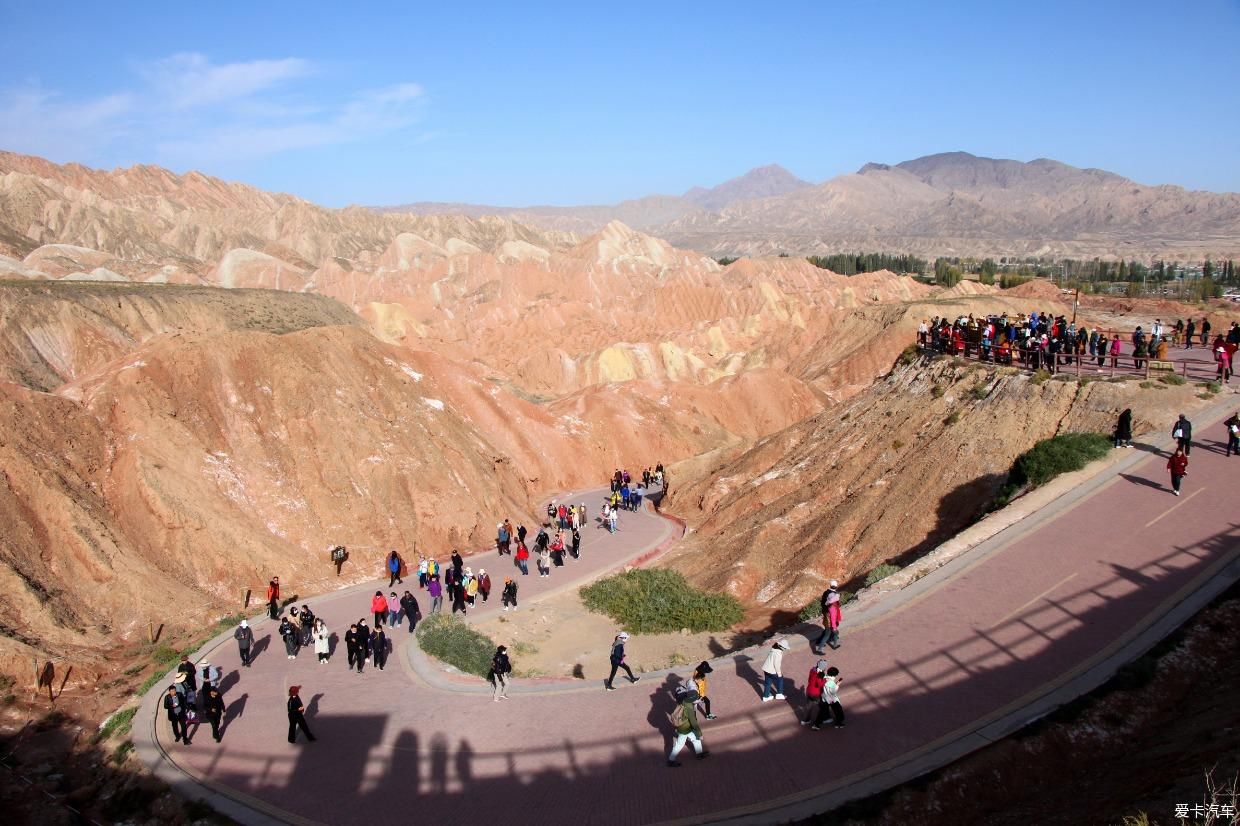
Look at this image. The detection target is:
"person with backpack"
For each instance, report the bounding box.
[812,667,846,730]
[400,590,421,631]
[760,638,789,701]
[692,662,716,720]
[287,686,316,743]
[666,685,707,767]
[604,632,639,691]
[1225,412,1240,457]
[370,590,388,626]
[1172,414,1193,456]
[266,576,280,620]
[234,619,254,667]
[501,577,518,611]
[164,685,190,745]
[202,685,225,742]
[497,522,510,555]
[490,645,512,701]
[387,550,403,587]
[1167,445,1189,496]
[813,582,843,653]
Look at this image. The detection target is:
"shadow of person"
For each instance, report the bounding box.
[219,670,240,695]
[1120,473,1165,490]
[429,733,448,795]
[307,693,323,719]
[389,730,421,794]
[645,674,686,750]
[250,634,271,663]
[222,693,247,734]
[733,653,763,699]
[454,739,475,787]
[707,636,727,657]
[329,631,339,656]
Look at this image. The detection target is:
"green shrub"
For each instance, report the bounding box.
[993,432,1111,508]
[93,706,136,744]
[417,614,498,678]
[970,383,989,400]
[1158,373,1186,386]
[110,740,134,765]
[1203,381,1222,394]
[944,410,962,425]
[864,564,900,586]
[930,384,945,399]
[580,569,743,634]
[1031,369,1051,385]
[891,439,905,450]
[898,344,920,366]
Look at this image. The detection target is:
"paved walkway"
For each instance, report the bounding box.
[138,404,1240,826]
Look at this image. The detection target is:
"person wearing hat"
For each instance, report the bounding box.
[477,570,492,603]
[287,686,315,743]
[812,666,846,730]
[667,685,707,767]
[176,656,198,693]
[760,638,789,701]
[814,581,844,653]
[801,660,828,725]
[501,577,518,611]
[692,662,716,720]
[234,619,254,667]
[604,632,639,691]
[164,684,189,745]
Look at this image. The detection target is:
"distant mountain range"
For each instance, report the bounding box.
[375,152,1240,259]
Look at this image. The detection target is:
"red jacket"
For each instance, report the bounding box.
[827,602,842,630]
[370,594,388,613]
[806,668,826,699]
[515,544,530,561]
[1167,453,1188,476]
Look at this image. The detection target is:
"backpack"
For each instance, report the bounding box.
[670,703,688,733]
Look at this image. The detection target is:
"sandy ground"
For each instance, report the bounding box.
[473,587,765,680]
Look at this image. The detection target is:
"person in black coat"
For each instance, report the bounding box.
[1173,413,1193,456]
[354,620,370,672]
[203,685,225,742]
[372,627,388,670]
[399,591,420,633]
[287,686,315,743]
[1114,408,1133,448]
[451,550,464,577]
[163,685,189,744]
[344,623,360,670]
[570,528,581,559]
[490,645,512,701]
[176,656,197,693]
[233,620,254,666]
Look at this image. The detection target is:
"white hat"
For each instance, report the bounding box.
[829,579,838,588]
[617,632,630,640]
[775,639,790,650]
[240,619,248,628]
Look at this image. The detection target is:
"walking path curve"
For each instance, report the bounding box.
[137,401,1240,826]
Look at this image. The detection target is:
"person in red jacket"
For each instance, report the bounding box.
[1166,446,1189,496]
[266,576,280,620]
[801,660,828,726]
[515,541,530,576]
[370,590,388,626]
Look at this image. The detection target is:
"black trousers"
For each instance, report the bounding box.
[814,701,845,727]
[1177,436,1192,456]
[207,712,222,741]
[606,662,635,687]
[168,714,187,742]
[288,712,315,743]
[239,646,251,666]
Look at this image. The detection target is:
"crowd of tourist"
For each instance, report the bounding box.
[918,313,1239,378]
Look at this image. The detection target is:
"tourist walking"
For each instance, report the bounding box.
[387,550,404,587]
[345,623,361,670]
[400,590,420,631]
[1167,445,1189,496]
[387,591,401,627]
[801,660,827,725]
[515,542,530,576]
[1173,413,1193,456]
[812,667,846,730]
[478,570,492,603]
[1225,412,1240,457]
[813,581,843,653]
[371,590,388,626]
[693,661,716,719]
[604,632,639,690]
[164,685,189,745]
[1114,408,1133,448]
[287,686,316,743]
[266,576,280,620]
[355,620,371,672]
[177,655,198,693]
[501,577,518,611]
[372,625,388,670]
[537,545,551,577]
[417,557,428,587]
[203,685,225,742]
[490,645,512,701]
[760,638,789,701]
[314,619,330,664]
[608,505,619,533]
[279,615,299,659]
[666,685,707,767]
[570,528,581,559]
[497,522,510,555]
[428,575,443,613]
[1201,317,1211,346]
[234,619,254,667]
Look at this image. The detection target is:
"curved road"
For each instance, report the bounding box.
[138,400,1240,825]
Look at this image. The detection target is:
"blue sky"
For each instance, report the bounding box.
[2,1,1238,206]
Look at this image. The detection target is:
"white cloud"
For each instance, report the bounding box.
[0,54,422,168]
[141,52,312,110]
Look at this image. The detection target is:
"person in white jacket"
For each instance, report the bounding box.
[313,619,331,664]
[760,639,789,701]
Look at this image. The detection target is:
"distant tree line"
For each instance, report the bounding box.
[806,252,928,276]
